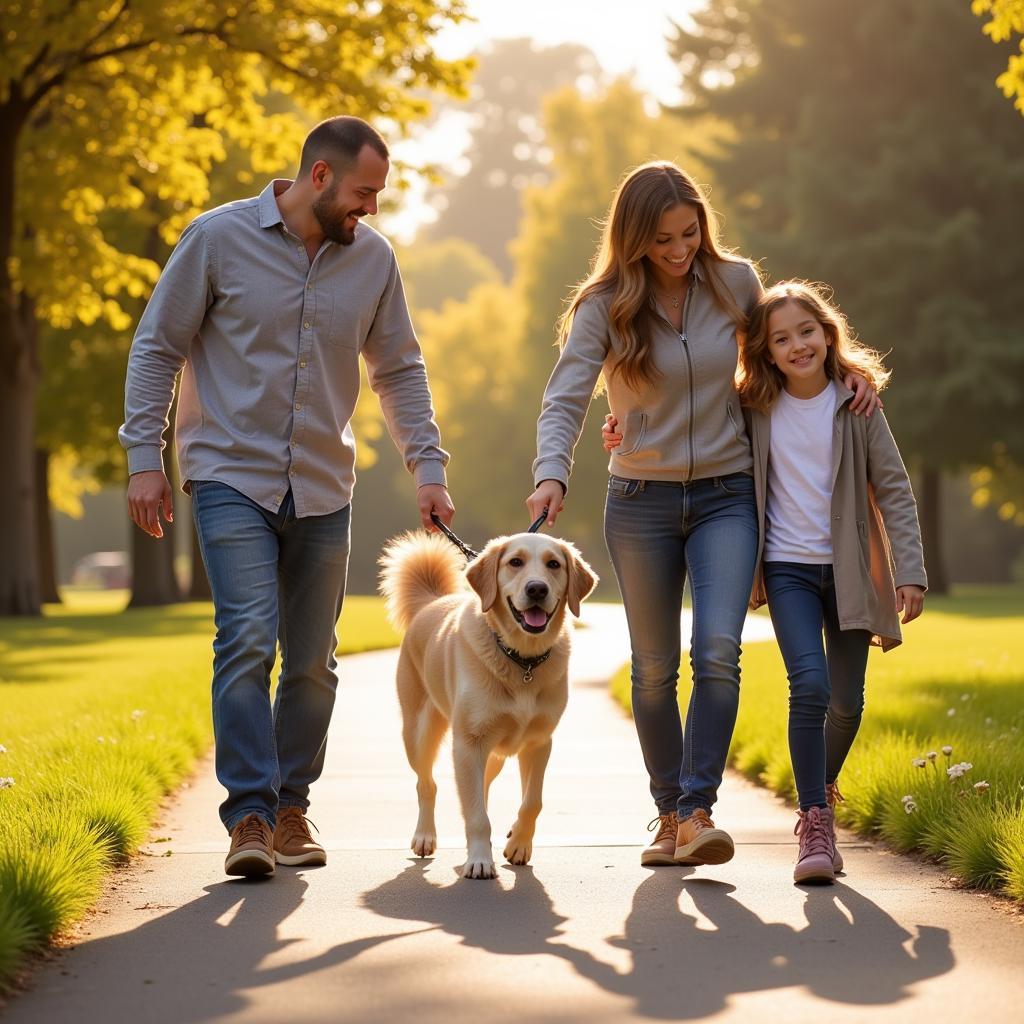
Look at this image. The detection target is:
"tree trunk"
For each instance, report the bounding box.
[919,466,948,596]
[35,448,61,604]
[0,97,41,614]
[127,522,182,607]
[0,295,41,615]
[188,518,211,600]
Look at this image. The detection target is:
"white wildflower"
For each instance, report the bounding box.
[903,800,918,814]
[97,736,106,743]
[974,781,990,793]
[912,758,927,768]
[985,718,993,726]
[0,777,14,789]
[901,795,915,805]
[947,708,956,717]
[961,693,970,702]
[942,745,953,756]
[0,744,7,755]
[926,751,937,762]
[131,710,146,721]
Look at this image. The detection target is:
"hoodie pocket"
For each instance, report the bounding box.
[726,401,746,444]
[614,410,647,457]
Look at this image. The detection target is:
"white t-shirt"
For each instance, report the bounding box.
[764,382,838,564]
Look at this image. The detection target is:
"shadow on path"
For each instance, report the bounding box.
[7,873,425,1024]
[363,863,954,1020]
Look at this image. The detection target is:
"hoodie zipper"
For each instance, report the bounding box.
[653,286,697,482]
[679,288,696,482]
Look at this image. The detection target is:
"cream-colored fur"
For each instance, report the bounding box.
[378,530,597,879]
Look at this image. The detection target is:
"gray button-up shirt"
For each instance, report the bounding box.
[119,180,448,516]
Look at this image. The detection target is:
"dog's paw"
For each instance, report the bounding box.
[503,831,533,865]
[461,855,497,879]
[411,833,437,858]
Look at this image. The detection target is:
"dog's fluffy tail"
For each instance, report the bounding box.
[378,531,466,631]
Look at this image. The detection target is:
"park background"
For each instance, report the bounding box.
[3,0,1023,609]
[2,0,1024,996]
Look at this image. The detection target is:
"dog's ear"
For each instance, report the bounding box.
[466,539,504,612]
[562,543,598,617]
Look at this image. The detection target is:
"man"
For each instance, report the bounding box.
[119,116,454,878]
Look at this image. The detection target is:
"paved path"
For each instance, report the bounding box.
[6,605,1022,1023]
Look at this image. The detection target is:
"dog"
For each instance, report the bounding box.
[378,529,597,879]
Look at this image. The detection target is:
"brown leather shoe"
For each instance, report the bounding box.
[674,808,735,865]
[274,806,327,867]
[640,812,678,866]
[225,813,275,877]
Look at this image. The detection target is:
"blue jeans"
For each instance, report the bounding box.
[191,481,351,832]
[763,562,870,810]
[604,473,758,820]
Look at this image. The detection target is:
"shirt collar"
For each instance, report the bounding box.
[258,179,292,229]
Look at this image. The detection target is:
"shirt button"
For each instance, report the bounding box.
[303,321,311,329]
[299,361,307,368]
[295,403,301,411]
[832,513,841,520]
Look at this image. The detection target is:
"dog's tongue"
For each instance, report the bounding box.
[523,607,548,628]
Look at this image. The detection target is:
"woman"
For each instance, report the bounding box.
[526,162,876,868]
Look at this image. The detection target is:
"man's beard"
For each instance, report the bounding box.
[313,184,360,246]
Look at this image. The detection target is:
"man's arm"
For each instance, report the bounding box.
[362,251,452,529]
[120,220,214,536]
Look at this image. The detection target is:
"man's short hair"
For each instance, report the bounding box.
[298,117,389,177]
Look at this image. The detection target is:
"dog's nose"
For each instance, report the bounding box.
[525,580,549,603]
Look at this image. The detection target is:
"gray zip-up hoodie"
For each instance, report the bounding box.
[534,257,763,489]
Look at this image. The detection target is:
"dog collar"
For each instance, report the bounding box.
[493,633,552,683]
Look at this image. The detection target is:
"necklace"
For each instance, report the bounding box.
[654,286,685,310]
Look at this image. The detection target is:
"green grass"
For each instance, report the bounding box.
[610,585,1024,902]
[0,590,399,989]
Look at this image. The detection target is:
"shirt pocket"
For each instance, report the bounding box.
[614,410,648,457]
[326,293,369,349]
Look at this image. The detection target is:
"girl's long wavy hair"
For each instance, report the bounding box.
[557,162,752,391]
[737,281,891,413]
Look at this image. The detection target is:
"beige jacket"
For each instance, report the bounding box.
[534,258,762,489]
[747,384,927,651]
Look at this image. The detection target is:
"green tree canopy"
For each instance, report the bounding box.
[1,0,472,614]
[668,0,1024,590]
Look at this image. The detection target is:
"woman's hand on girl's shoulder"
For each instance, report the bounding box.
[896,585,925,624]
[601,413,622,452]
[844,372,884,417]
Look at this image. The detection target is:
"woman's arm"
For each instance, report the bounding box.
[528,298,611,525]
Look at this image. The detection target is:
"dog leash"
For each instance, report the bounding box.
[429,508,549,562]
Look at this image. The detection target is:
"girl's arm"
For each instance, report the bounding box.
[527,297,611,526]
[865,411,928,622]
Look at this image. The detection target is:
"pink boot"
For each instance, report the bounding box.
[794,806,836,884]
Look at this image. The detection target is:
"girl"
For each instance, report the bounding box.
[526,162,878,870]
[742,281,926,883]
[607,280,926,884]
